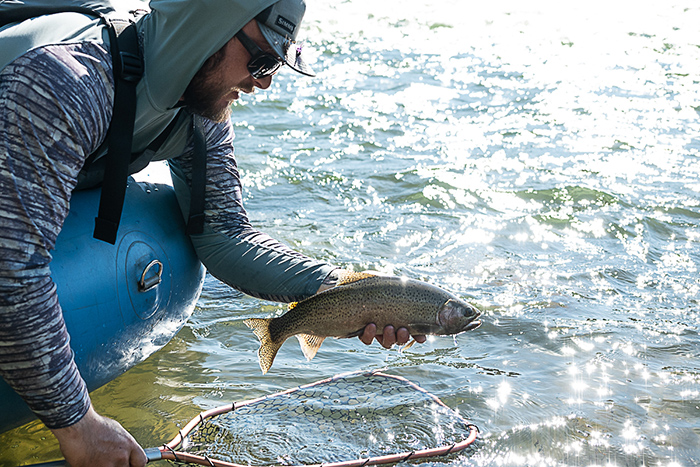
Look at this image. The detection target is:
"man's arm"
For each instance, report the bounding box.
[168,116,336,303]
[0,42,145,466]
[168,118,424,347]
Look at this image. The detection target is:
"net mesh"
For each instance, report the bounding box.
[173,371,477,466]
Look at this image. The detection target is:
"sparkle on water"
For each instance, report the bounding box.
[177,372,476,465]
[1,1,699,466]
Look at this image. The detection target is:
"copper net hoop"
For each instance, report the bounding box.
[156,371,479,467]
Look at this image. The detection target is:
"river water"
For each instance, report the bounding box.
[2,1,700,466]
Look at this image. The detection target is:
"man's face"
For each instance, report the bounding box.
[182,20,276,122]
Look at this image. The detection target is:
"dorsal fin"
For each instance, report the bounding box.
[337,271,376,286]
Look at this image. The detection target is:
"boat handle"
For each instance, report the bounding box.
[138,259,163,292]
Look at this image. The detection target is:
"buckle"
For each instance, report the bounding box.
[119,51,143,82]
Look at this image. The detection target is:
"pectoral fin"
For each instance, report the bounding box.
[400,338,417,352]
[296,334,326,361]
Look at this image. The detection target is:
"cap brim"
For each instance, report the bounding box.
[259,23,316,77]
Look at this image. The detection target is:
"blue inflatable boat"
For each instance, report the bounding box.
[0,177,205,433]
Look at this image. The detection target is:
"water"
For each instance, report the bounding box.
[178,372,477,465]
[2,0,699,465]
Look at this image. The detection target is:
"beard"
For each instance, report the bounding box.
[181,48,233,123]
[182,87,232,123]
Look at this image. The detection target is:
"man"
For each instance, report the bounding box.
[0,0,425,465]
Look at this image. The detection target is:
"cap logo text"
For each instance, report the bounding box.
[275,15,296,35]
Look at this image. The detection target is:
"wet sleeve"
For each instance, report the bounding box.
[169,116,337,303]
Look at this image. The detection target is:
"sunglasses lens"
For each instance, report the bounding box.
[248,55,283,79]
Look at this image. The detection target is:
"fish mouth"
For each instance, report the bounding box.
[463,320,482,332]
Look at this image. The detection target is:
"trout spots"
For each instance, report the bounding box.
[245,276,482,373]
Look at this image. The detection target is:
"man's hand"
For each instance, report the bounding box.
[359,323,427,349]
[51,405,147,467]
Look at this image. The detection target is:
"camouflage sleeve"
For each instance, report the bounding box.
[168,116,337,303]
[0,42,113,429]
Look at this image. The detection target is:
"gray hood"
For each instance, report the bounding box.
[133,0,278,151]
[139,0,277,113]
[0,0,282,153]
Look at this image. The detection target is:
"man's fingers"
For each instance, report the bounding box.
[359,324,427,348]
[360,323,376,345]
[380,325,396,349]
[130,445,148,467]
[395,327,410,345]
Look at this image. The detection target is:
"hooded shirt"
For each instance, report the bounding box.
[0,0,277,159]
[0,0,335,305]
[0,0,337,431]
[1,0,337,302]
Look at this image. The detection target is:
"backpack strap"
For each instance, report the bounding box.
[0,5,145,244]
[3,6,203,243]
[93,17,143,244]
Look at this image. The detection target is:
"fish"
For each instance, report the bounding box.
[244,272,482,374]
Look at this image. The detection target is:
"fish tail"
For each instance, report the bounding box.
[244,318,283,374]
[295,334,326,361]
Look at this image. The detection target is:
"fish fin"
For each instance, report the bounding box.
[295,334,326,361]
[337,271,377,286]
[400,338,417,352]
[244,318,283,375]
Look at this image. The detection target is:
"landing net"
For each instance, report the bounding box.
[160,371,478,467]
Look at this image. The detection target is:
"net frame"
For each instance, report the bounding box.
[151,371,479,467]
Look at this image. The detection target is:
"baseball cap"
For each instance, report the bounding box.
[256,0,315,77]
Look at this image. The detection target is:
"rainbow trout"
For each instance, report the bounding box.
[244,273,481,374]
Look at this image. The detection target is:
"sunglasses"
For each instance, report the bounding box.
[235,30,284,79]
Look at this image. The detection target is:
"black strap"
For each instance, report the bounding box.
[144,110,182,155]
[93,18,143,244]
[185,116,207,236]
[2,5,146,244]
